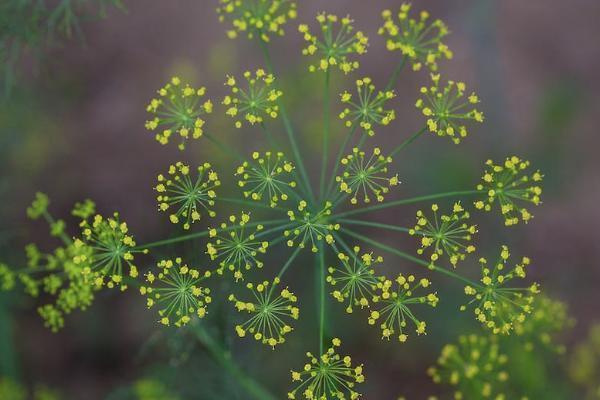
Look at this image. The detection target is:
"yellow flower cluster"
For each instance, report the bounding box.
[416,74,483,144]
[236,151,296,207]
[410,202,477,268]
[299,13,368,74]
[339,77,396,137]
[155,162,220,230]
[513,295,573,353]
[337,147,400,204]
[428,334,509,399]
[475,156,543,226]
[370,274,439,342]
[327,247,382,313]
[285,201,338,252]
[463,246,540,335]
[79,212,141,288]
[140,258,212,327]
[229,277,299,348]
[223,69,282,128]
[216,0,297,42]
[145,76,213,150]
[206,213,269,281]
[289,338,364,400]
[378,3,452,72]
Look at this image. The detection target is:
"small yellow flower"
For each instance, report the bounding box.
[288,339,365,399]
[141,258,211,327]
[156,162,220,229]
[336,147,400,204]
[475,156,543,226]
[216,0,297,42]
[223,69,282,128]
[299,13,368,74]
[236,151,296,207]
[416,74,483,144]
[339,77,396,137]
[379,3,452,72]
[229,278,298,348]
[370,274,438,343]
[145,77,212,150]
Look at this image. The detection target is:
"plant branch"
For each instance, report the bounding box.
[339,219,411,233]
[258,39,315,204]
[135,219,287,250]
[339,228,480,287]
[193,325,277,400]
[319,68,331,200]
[331,190,479,218]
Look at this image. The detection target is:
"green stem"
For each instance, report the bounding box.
[205,132,245,163]
[385,56,407,91]
[42,211,71,245]
[320,69,331,200]
[332,190,479,218]
[317,242,325,354]
[340,228,480,287]
[193,325,277,400]
[339,219,411,233]
[135,219,287,250]
[258,39,315,204]
[325,122,358,200]
[268,246,302,297]
[220,197,285,212]
[259,122,282,151]
[389,126,427,158]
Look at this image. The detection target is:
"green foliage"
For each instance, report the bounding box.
[0,0,123,96]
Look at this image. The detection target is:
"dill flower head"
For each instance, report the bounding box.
[409,202,477,268]
[37,240,97,332]
[416,74,483,144]
[428,334,509,399]
[78,212,144,289]
[145,76,213,150]
[236,151,296,207]
[216,0,297,42]
[223,69,282,128]
[155,162,220,230]
[327,246,382,313]
[463,245,540,335]
[513,295,573,353]
[298,13,368,74]
[229,277,299,348]
[289,338,365,400]
[339,77,396,137]
[370,274,439,342]
[474,156,543,226]
[336,147,400,204]
[378,3,452,72]
[206,213,269,280]
[140,258,212,327]
[285,201,339,252]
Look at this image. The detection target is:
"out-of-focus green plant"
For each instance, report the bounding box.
[0,377,61,400]
[569,323,600,399]
[0,0,123,95]
[1,1,559,399]
[429,295,574,399]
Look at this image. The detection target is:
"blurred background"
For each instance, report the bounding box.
[1,0,599,398]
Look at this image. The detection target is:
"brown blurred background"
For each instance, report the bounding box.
[1,0,600,398]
